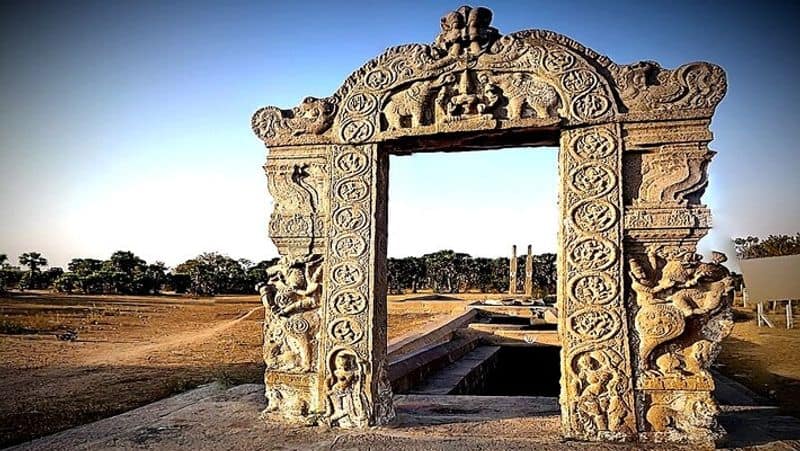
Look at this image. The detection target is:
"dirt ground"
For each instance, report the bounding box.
[2,291,798,447]
[0,291,447,447]
[717,305,800,418]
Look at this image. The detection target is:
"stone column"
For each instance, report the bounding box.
[259,143,394,428]
[525,244,534,297]
[260,145,330,424]
[558,124,637,441]
[319,143,394,427]
[508,244,518,296]
[622,120,733,443]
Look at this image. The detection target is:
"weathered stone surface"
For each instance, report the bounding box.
[252,5,728,444]
[13,383,800,450]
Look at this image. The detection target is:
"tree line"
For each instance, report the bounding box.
[734,233,800,260]
[388,250,556,296]
[0,251,278,297]
[5,233,792,297]
[0,248,556,297]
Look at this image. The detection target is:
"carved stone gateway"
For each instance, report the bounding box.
[252,5,729,444]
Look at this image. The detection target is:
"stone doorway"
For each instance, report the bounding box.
[252,5,731,444]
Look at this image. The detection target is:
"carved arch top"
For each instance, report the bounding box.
[253,6,727,147]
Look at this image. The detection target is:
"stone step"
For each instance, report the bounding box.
[409,345,501,395]
[388,336,479,393]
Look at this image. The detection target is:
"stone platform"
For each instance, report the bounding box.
[11,383,800,450]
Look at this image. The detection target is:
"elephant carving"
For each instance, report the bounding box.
[383,74,455,130]
[494,73,560,119]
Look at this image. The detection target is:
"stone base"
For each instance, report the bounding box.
[11,383,800,450]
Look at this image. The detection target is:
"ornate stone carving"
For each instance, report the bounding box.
[253,97,337,144]
[433,6,500,56]
[324,348,370,428]
[624,207,712,230]
[630,247,734,442]
[383,74,453,130]
[253,5,728,445]
[613,61,727,116]
[258,254,324,373]
[559,125,636,442]
[568,347,635,438]
[636,147,713,207]
[490,72,560,119]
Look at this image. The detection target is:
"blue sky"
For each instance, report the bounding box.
[1,0,798,268]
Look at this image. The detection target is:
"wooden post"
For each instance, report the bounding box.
[786,300,793,329]
[757,301,762,327]
[757,301,774,328]
[742,288,748,308]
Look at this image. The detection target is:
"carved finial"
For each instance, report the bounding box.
[433,5,500,56]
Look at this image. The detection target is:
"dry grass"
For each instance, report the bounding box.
[717,305,800,418]
[2,291,798,447]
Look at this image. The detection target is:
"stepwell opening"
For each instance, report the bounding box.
[387,146,561,398]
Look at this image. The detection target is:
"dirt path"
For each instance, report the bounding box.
[0,293,266,448]
[80,305,264,366]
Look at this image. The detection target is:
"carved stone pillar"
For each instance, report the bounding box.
[259,144,393,428]
[320,144,394,427]
[623,121,734,443]
[509,244,518,295]
[558,124,637,441]
[260,145,329,423]
[525,244,534,297]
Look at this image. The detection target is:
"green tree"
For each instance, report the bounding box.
[18,252,47,290]
[68,258,104,293]
[174,252,239,296]
[247,258,280,290]
[54,273,79,293]
[144,262,167,294]
[423,250,463,293]
[0,254,7,294]
[734,233,800,259]
[41,267,64,289]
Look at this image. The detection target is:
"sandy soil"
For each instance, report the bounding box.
[0,291,447,447]
[717,306,800,418]
[2,291,798,447]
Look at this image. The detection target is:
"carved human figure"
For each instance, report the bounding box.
[571,350,630,435]
[432,6,499,56]
[463,6,499,54]
[433,10,465,56]
[259,254,323,372]
[324,349,369,428]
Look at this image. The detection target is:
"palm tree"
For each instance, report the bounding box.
[0,254,7,294]
[19,252,47,290]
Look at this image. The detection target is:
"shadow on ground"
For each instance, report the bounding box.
[0,362,263,448]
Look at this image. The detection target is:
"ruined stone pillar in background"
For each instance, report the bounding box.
[525,244,534,297]
[508,244,518,295]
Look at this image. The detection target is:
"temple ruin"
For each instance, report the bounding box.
[252,5,732,443]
